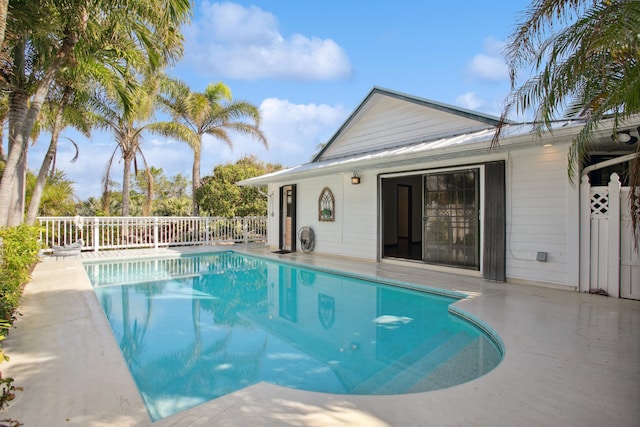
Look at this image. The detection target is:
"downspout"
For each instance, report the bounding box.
[581,153,635,177]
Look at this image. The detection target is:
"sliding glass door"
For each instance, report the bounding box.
[423,169,479,269]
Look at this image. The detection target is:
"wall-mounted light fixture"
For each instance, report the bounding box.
[351,172,361,185]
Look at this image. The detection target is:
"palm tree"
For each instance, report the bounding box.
[495,0,640,234]
[155,79,268,215]
[92,74,159,217]
[25,78,93,225]
[0,0,192,226]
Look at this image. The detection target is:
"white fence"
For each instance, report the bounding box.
[580,172,640,299]
[37,216,268,252]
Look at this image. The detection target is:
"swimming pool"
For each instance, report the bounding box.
[84,251,503,421]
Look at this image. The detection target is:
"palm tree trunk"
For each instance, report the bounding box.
[0,0,8,51]
[0,76,29,227]
[0,22,83,226]
[25,90,69,225]
[192,145,201,216]
[122,155,132,217]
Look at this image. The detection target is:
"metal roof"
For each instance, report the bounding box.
[238,121,582,186]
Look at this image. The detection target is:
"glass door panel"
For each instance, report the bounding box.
[423,170,479,269]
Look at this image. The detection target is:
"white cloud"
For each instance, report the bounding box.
[201,98,348,171]
[466,36,509,82]
[455,91,504,117]
[185,2,352,80]
[455,92,484,111]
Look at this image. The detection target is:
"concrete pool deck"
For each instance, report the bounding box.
[2,245,639,426]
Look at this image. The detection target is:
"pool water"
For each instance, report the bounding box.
[85,251,502,421]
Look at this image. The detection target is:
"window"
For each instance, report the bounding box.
[318,187,335,221]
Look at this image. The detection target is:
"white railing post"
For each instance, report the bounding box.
[243,217,249,244]
[154,217,159,249]
[607,173,621,298]
[93,217,100,252]
[579,175,591,293]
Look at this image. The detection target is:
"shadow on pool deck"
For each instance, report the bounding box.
[3,245,640,426]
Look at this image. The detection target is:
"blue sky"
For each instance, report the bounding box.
[28,0,533,200]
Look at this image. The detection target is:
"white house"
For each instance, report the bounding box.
[239,87,639,299]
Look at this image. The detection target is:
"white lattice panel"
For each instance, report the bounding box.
[590,189,609,217]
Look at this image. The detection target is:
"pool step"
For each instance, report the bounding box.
[352,331,478,394]
[410,335,500,392]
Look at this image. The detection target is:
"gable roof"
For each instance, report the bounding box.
[237,86,637,187]
[312,86,503,162]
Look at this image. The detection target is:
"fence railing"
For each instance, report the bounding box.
[37,216,268,252]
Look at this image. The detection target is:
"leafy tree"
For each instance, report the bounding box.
[154,79,268,215]
[196,155,281,217]
[25,169,77,217]
[496,0,640,234]
[76,196,105,216]
[134,167,192,216]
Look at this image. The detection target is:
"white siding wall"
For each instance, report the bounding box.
[506,144,578,287]
[266,173,378,260]
[265,183,280,249]
[265,144,579,289]
[321,95,494,160]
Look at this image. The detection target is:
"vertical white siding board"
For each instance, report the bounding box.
[596,222,609,288]
[579,175,592,292]
[606,174,621,297]
[618,188,640,299]
[506,146,570,287]
[566,162,581,288]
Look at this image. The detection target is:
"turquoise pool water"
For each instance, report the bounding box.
[85,251,502,421]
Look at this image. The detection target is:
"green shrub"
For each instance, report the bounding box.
[0,225,41,322]
[0,225,39,427]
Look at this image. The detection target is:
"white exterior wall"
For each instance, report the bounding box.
[265,143,580,289]
[321,95,495,161]
[506,143,579,288]
[265,172,378,260]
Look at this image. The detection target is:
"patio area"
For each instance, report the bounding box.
[2,245,639,426]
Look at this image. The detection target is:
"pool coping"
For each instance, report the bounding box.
[3,245,640,426]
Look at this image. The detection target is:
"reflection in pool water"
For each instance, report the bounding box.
[85,251,502,421]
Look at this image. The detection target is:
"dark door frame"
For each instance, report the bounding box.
[397,184,412,242]
[279,184,297,252]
